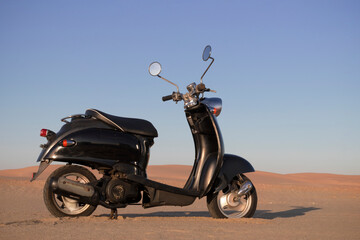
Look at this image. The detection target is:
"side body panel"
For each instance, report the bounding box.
[37,117,152,174]
[45,128,142,168]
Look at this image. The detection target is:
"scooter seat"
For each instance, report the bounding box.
[85,109,158,137]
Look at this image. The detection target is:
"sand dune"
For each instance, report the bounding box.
[0,165,359,239]
[2,164,358,189]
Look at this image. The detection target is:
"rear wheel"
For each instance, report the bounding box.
[43,165,97,217]
[207,174,257,218]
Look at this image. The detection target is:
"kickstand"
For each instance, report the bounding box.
[109,208,118,220]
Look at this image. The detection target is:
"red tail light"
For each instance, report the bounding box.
[40,129,49,137]
[40,129,55,140]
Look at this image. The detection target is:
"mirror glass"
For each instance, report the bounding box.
[202,45,212,61]
[149,62,162,76]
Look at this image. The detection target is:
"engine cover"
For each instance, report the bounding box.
[106,178,140,204]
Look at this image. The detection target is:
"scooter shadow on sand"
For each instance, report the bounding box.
[95,211,211,218]
[95,206,320,219]
[254,207,321,220]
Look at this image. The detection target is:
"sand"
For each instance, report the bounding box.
[0,165,359,240]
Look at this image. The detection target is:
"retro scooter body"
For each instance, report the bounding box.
[32,45,258,219]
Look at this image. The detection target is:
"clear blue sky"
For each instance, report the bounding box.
[0,0,359,174]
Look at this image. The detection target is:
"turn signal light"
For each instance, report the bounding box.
[61,139,76,147]
[210,107,222,117]
[213,108,217,115]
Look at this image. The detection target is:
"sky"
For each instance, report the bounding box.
[0,0,359,174]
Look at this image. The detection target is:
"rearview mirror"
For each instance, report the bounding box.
[202,45,212,61]
[149,62,162,76]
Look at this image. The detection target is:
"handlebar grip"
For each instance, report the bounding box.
[162,95,173,101]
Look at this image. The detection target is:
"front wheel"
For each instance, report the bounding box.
[207,174,257,218]
[43,165,98,217]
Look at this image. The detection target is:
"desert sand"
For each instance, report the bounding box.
[0,165,359,240]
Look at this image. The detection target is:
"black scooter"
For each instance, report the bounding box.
[31,46,257,219]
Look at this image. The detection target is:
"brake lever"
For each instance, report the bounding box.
[205,88,216,93]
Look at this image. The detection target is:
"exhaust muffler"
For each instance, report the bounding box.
[50,177,99,205]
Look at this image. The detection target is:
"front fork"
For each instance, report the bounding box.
[233,174,253,200]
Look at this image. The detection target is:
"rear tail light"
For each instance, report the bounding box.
[40,129,55,141]
[40,129,49,137]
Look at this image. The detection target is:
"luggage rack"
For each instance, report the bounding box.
[61,114,91,123]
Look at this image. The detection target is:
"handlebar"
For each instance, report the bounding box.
[162,83,216,103]
[162,95,173,102]
[162,92,183,102]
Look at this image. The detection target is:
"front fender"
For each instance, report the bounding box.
[213,154,255,193]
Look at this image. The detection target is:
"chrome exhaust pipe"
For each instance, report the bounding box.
[56,176,95,197]
[50,177,98,205]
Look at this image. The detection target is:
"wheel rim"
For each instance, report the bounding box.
[217,181,253,218]
[51,172,92,215]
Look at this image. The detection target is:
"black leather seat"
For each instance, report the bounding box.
[85,109,158,137]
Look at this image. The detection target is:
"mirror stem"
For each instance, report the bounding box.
[158,75,180,93]
[200,57,214,83]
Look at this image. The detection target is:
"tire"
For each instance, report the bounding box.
[43,165,98,217]
[207,174,257,218]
